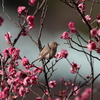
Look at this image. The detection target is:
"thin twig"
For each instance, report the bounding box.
[2,0,19,26]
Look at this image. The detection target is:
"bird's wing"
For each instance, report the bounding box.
[39,46,50,60]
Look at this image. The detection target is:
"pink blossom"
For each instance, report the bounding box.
[30,75,38,84]
[87,42,96,51]
[97,47,100,53]
[21,30,28,36]
[37,66,43,74]
[70,62,80,74]
[4,32,12,45]
[25,88,29,93]
[68,22,77,33]
[3,47,20,60]
[2,49,9,56]
[44,90,49,95]
[96,14,100,23]
[4,87,9,93]
[17,6,27,15]
[8,66,16,76]
[85,15,91,22]
[48,98,53,100]
[7,78,13,85]
[33,66,43,74]
[68,22,75,29]
[55,98,62,100]
[8,47,15,55]
[73,86,80,95]
[0,15,4,26]
[81,88,91,100]
[70,28,77,33]
[0,70,5,75]
[26,15,34,30]
[23,77,30,86]
[70,67,77,74]
[90,29,97,37]
[28,0,36,6]
[48,80,56,88]
[71,83,75,86]
[78,3,85,12]
[36,97,42,100]
[97,29,100,36]
[74,96,81,100]
[25,65,34,69]
[60,32,70,39]
[21,57,30,66]
[0,91,7,99]
[8,47,20,60]
[55,49,68,59]
[19,86,25,96]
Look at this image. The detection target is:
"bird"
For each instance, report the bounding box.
[32,41,59,63]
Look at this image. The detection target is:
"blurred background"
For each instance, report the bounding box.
[0,0,100,99]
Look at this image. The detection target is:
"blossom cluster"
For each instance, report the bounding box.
[70,62,80,74]
[55,49,68,59]
[17,0,35,31]
[74,88,91,100]
[60,22,77,40]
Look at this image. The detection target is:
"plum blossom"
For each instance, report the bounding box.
[19,86,26,96]
[55,98,62,100]
[21,57,30,66]
[48,98,53,100]
[21,30,28,36]
[2,49,9,56]
[8,65,16,76]
[60,32,70,39]
[90,29,97,37]
[0,15,4,26]
[73,86,80,95]
[9,48,20,60]
[55,49,68,59]
[26,15,34,30]
[87,42,96,51]
[30,75,38,85]
[74,96,81,100]
[23,77,30,86]
[68,22,77,34]
[48,80,56,88]
[68,22,75,29]
[78,3,85,12]
[33,66,43,74]
[28,0,36,6]
[17,6,27,15]
[85,15,91,22]
[36,97,42,100]
[0,70,5,75]
[70,62,80,74]
[2,47,20,60]
[97,47,100,53]
[0,91,7,99]
[25,64,34,69]
[74,88,91,100]
[81,88,91,100]
[96,14,100,23]
[4,32,12,45]
[70,28,77,33]
[97,29,100,36]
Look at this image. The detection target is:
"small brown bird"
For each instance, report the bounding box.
[32,41,59,63]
